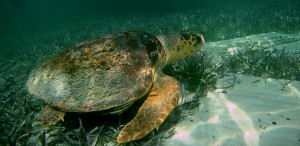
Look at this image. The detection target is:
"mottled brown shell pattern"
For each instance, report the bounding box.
[27,31,164,112]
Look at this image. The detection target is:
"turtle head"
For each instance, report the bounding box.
[158,32,205,64]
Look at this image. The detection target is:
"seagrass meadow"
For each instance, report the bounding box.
[0,0,299,145]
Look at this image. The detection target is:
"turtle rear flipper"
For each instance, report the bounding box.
[117,75,179,143]
[37,105,65,126]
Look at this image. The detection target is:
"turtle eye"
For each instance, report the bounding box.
[179,32,204,47]
[179,32,193,40]
[180,32,203,40]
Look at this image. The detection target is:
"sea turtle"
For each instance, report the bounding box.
[27,31,204,143]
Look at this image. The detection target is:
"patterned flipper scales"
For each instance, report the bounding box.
[117,75,179,143]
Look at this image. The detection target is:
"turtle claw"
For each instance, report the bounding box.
[117,75,179,143]
[37,105,65,126]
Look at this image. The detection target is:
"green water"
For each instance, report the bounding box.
[0,0,299,145]
[1,0,299,51]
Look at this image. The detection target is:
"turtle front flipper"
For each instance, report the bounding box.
[37,105,65,126]
[117,75,179,143]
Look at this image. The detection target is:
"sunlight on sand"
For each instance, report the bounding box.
[166,74,300,146]
[219,93,259,146]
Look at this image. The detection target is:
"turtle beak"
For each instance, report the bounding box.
[194,33,205,49]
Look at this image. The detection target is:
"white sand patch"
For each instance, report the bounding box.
[165,74,300,146]
[165,33,300,146]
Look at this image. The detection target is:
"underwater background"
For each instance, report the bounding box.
[0,0,299,145]
[1,0,300,49]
